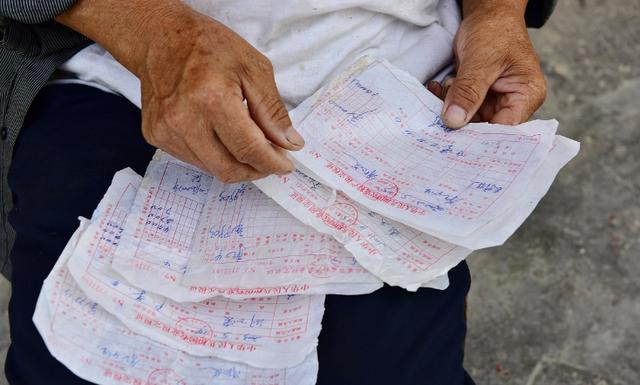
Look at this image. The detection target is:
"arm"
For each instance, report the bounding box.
[439,0,548,128]
[56,0,304,182]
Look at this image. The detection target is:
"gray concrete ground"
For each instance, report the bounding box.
[465,1,640,384]
[0,0,638,384]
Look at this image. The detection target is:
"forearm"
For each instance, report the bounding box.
[55,0,198,76]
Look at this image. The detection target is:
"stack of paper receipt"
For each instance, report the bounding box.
[34,56,579,385]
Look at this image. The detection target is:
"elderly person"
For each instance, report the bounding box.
[0,0,555,384]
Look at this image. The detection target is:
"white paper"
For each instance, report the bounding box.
[287,56,562,248]
[34,220,318,385]
[67,169,323,368]
[111,152,382,302]
[254,169,472,291]
[421,135,580,249]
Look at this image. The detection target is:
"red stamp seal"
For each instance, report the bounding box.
[147,369,187,385]
[321,203,358,230]
[307,253,342,278]
[175,317,213,342]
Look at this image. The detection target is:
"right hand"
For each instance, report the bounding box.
[58,0,304,183]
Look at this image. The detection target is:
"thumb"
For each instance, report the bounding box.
[442,64,501,129]
[242,67,305,151]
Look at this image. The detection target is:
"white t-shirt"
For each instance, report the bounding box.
[59,0,460,109]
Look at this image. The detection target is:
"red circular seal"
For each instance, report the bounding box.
[358,178,399,202]
[147,369,187,385]
[321,203,358,230]
[307,253,342,278]
[175,317,213,341]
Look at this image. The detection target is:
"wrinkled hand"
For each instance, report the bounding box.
[435,1,547,128]
[139,11,304,182]
[59,0,303,183]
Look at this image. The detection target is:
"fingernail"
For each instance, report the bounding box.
[426,81,441,94]
[276,168,294,175]
[444,104,468,128]
[285,127,305,147]
[276,161,295,175]
[427,80,440,88]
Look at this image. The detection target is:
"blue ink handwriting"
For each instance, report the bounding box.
[423,188,462,205]
[218,184,247,203]
[212,244,246,262]
[471,181,503,193]
[209,223,244,239]
[99,346,139,368]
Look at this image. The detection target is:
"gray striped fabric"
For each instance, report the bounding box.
[0,0,77,24]
[0,1,88,280]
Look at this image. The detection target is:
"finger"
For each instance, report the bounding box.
[212,88,295,175]
[442,76,454,100]
[476,91,499,122]
[442,61,502,129]
[470,112,483,123]
[490,104,523,126]
[241,57,305,150]
[142,95,269,182]
[426,81,444,100]
[140,103,212,174]
[489,89,529,125]
[157,140,210,176]
[186,125,268,183]
[490,73,547,125]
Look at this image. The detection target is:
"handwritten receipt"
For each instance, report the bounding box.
[111,152,382,302]
[285,57,578,249]
[34,56,579,385]
[34,221,317,385]
[66,169,324,368]
[256,56,579,288]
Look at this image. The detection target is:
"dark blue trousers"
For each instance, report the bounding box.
[5,84,474,385]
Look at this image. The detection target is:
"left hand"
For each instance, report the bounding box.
[433,1,547,128]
